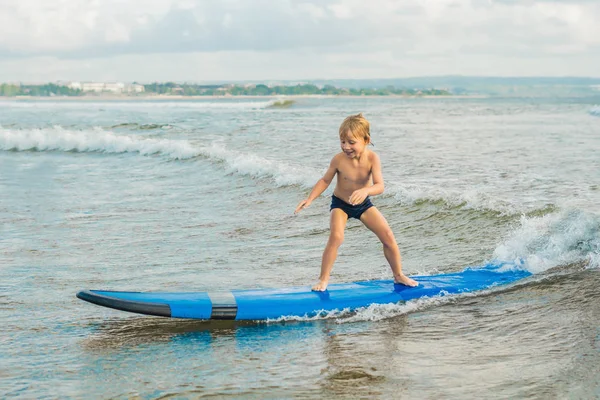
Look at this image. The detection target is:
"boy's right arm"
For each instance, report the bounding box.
[294,155,338,214]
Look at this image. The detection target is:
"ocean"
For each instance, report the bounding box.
[1,96,599,398]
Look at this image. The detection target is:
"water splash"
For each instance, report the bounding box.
[267,289,495,324]
[493,209,600,273]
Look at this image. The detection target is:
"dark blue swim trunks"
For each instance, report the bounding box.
[330,194,374,219]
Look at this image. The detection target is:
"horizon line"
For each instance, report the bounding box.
[3,75,600,85]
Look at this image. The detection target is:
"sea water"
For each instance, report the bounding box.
[1,96,599,398]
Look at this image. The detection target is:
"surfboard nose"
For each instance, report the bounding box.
[76,290,172,318]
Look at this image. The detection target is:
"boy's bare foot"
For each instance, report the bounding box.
[394,274,418,287]
[312,280,329,291]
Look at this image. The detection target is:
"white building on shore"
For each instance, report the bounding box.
[66,82,145,94]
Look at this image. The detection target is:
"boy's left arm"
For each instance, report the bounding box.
[368,153,385,196]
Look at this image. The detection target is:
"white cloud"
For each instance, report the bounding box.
[298,3,327,21]
[0,0,598,80]
[327,3,353,19]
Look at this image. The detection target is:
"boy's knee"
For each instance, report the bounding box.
[329,232,344,246]
[381,230,395,247]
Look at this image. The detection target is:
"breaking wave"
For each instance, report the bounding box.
[0,126,199,159]
[0,126,321,187]
[200,143,321,187]
[493,209,600,273]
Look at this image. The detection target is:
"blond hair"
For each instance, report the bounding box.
[339,113,371,144]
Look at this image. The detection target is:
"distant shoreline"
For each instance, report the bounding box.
[0,94,488,101]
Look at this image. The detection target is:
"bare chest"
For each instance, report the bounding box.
[337,159,372,185]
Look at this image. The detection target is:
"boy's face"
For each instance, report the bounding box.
[340,130,368,159]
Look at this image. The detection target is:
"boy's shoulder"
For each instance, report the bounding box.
[331,152,345,163]
[367,149,380,162]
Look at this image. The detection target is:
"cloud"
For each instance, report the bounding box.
[0,0,373,57]
[0,0,598,79]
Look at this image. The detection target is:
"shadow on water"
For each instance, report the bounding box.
[80,317,279,351]
[79,315,383,352]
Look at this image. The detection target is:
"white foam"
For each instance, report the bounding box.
[0,126,321,187]
[266,290,482,324]
[0,126,199,160]
[200,143,321,188]
[334,295,451,323]
[493,209,600,273]
[589,106,600,116]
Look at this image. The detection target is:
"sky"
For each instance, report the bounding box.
[0,0,599,82]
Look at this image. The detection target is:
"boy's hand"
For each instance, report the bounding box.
[349,189,369,205]
[295,199,312,214]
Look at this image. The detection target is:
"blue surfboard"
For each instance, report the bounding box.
[76,263,531,321]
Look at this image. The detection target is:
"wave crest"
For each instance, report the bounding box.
[0,126,199,159]
[388,183,520,215]
[0,126,321,187]
[493,209,600,273]
[201,143,320,187]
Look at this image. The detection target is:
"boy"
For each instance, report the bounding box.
[295,113,418,291]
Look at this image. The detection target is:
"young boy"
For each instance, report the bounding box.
[295,113,418,291]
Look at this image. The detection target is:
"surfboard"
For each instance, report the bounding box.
[76,264,531,321]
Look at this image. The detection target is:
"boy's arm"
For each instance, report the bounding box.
[295,155,338,213]
[367,153,385,196]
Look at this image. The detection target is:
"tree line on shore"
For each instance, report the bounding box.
[0,83,82,96]
[0,82,451,97]
[144,82,450,96]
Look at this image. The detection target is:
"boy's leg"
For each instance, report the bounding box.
[359,207,418,287]
[313,209,348,291]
